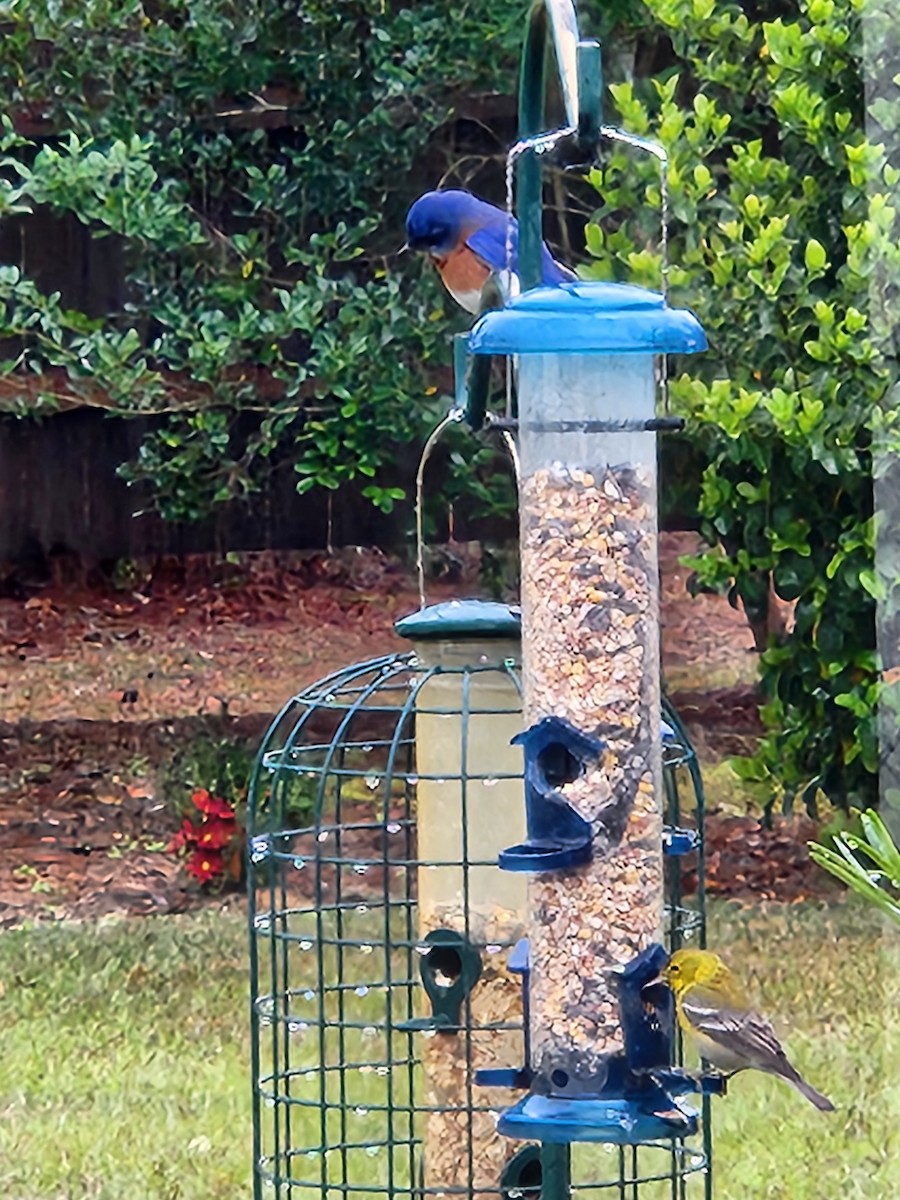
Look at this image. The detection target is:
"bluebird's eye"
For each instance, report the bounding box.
[406,217,452,254]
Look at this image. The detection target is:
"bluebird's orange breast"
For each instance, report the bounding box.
[433,244,492,314]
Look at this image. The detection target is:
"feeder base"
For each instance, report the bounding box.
[497,1092,698,1145]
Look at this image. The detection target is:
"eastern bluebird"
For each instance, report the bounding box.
[405,189,575,313]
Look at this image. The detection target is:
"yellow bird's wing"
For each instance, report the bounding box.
[681,984,836,1111]
[680,984,785,1073]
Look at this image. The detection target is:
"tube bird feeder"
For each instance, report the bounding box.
[468,283,706,1148]
[395,600,528,1196]
[460,0,712,1157]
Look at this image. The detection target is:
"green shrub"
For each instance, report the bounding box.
[0,1,534,518]
[584,0,898,811]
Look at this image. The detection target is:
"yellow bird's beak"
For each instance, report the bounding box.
[642,973,668,993]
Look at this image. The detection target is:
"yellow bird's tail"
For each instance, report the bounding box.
[778,1061,835,1112]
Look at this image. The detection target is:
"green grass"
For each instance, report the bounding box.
[1,900,898,1199]
[0,909,252,1200]
[707,902,900,1200]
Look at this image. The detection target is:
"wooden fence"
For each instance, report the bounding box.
[0,408,422,567]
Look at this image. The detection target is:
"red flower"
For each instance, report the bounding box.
[167,790,242,888]
[186,848,225,883]
[167,817,199,853]
[196,816,235,850]
[191,788,214,814]
[192,789,235,820]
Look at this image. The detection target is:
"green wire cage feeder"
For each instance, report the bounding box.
[247,607,712,1200]
[249,2,720,1198]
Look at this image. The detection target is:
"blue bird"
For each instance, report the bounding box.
[405,189,575,313]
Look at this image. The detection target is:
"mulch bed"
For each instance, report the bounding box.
[0,777,837,928]
[0,770,189,927]
[0,534,837,928]
[684,814,837,905]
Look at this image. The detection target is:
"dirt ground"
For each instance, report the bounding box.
[0,533,832,928]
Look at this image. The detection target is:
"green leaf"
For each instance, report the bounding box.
[858,568,884,600]
[805,239,828,272]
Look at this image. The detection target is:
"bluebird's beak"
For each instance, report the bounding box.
[642,973,667,993]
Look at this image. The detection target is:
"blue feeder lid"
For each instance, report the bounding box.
[468,281,707,356]
[395,599,521,641]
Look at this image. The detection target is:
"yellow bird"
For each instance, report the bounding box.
[649,948,835,1112]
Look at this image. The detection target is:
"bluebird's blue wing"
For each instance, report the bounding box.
[465,222,516,274]
[465,221,574,286]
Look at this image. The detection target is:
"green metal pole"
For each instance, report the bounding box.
[576,39,603,145]
[540,1143,571,1200]
[516,5,603,291]
[517,1,550,291]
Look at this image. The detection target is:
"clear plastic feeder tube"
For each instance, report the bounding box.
[414,637,527,943]
[518,352,663,1076]
[409,628,528,1194]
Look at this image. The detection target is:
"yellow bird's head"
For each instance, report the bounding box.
[650,949,732,998]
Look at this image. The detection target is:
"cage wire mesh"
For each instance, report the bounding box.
[247,641,712,1200]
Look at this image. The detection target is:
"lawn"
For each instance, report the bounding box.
[708,903,900,1200]
[1,899,897,1200]
[0,907,252,1200]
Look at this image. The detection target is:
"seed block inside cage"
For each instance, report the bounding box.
[404,612,528,1196]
